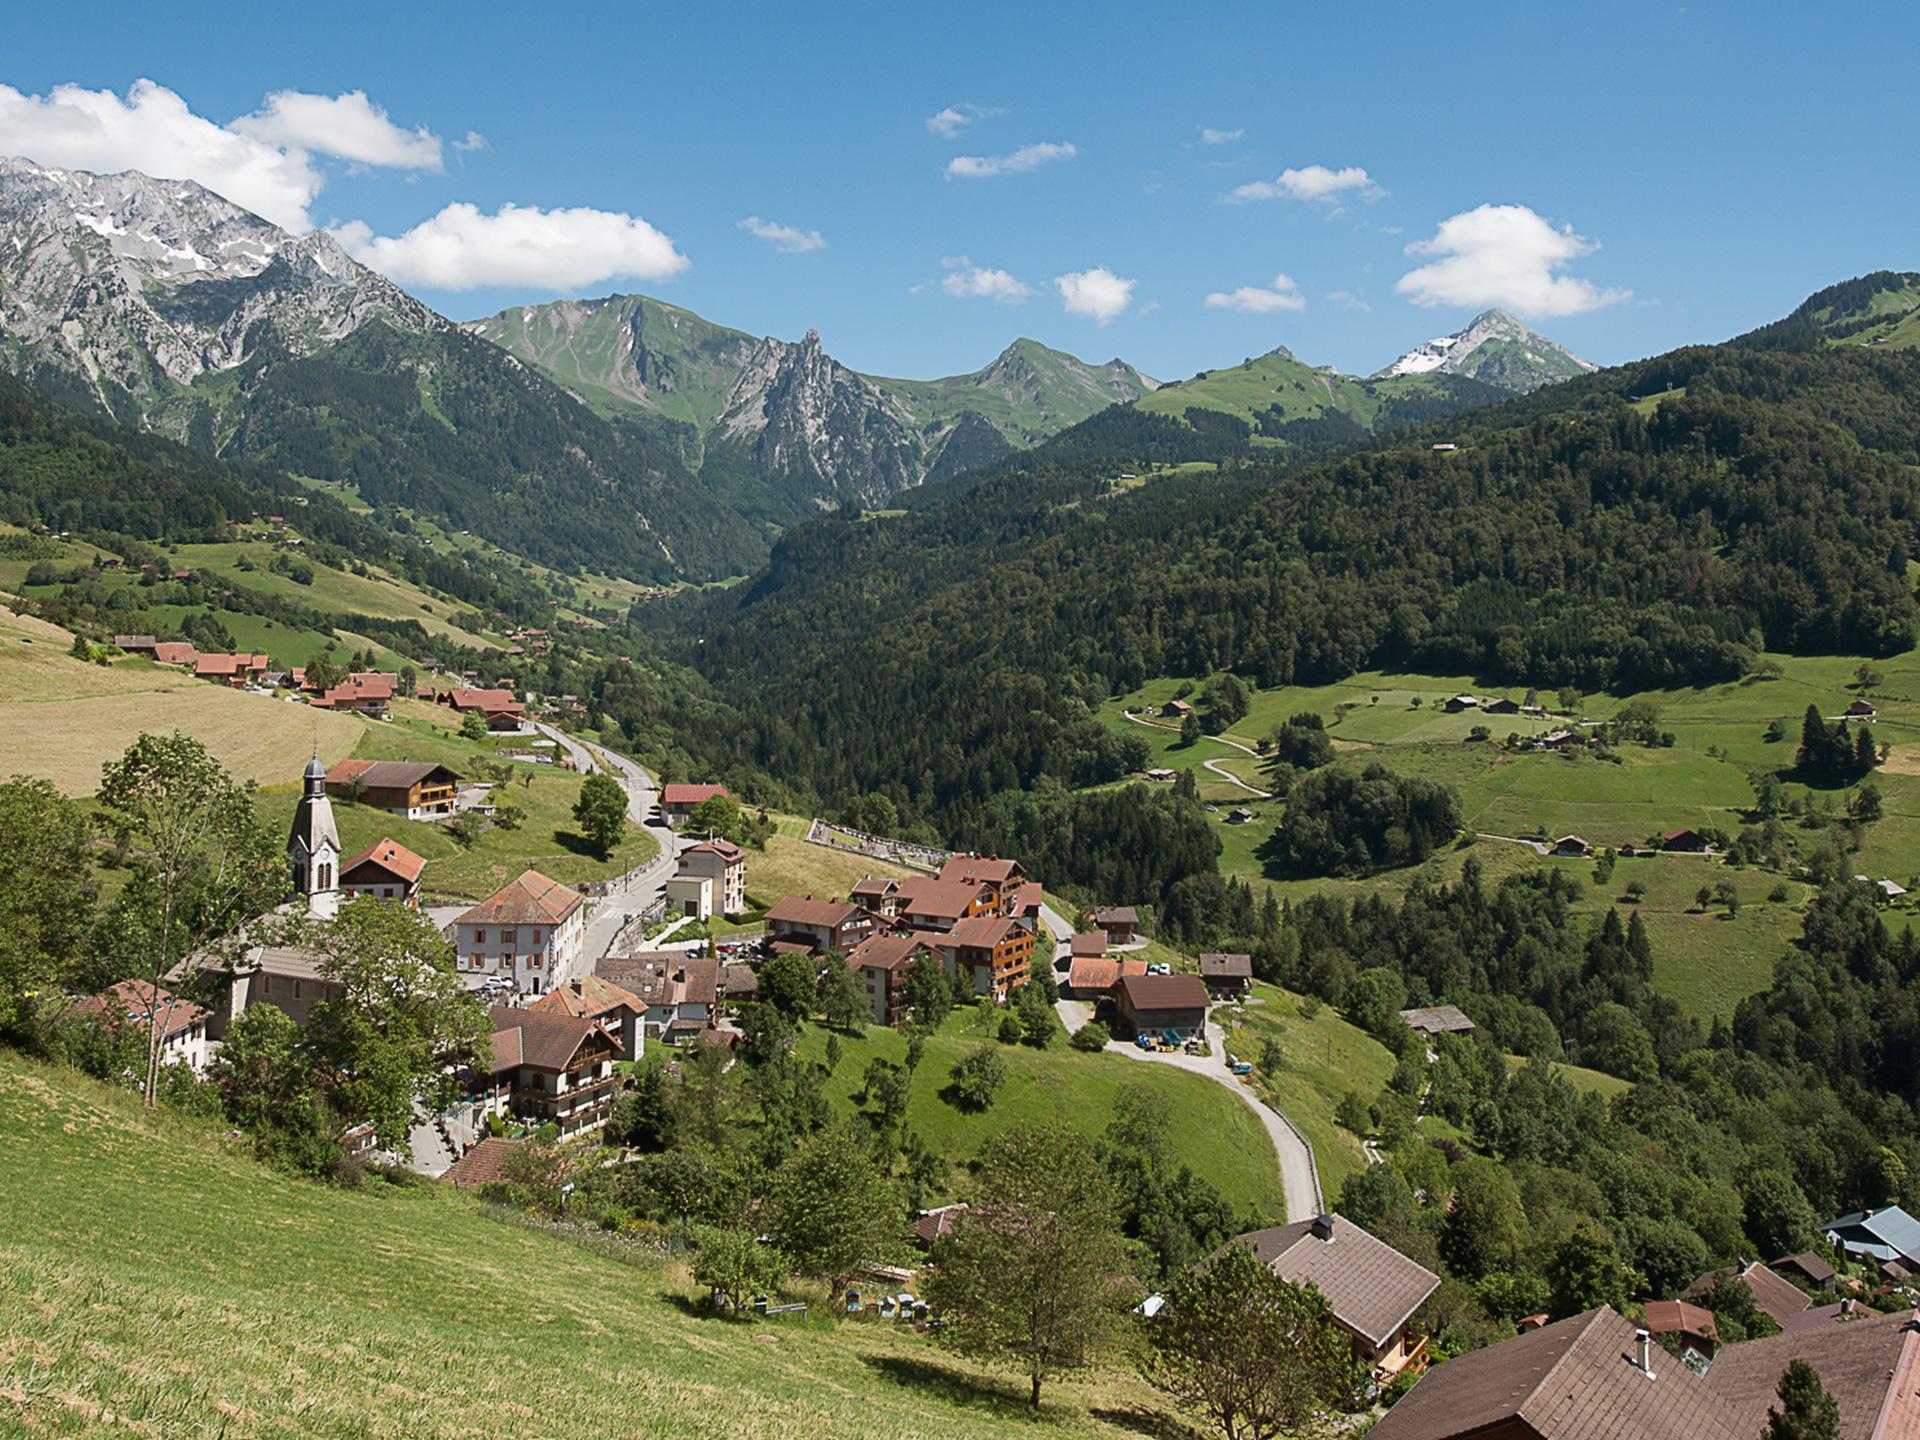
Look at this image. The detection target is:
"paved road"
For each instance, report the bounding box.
[1055,979,1322,1222]
[532,724,680,968]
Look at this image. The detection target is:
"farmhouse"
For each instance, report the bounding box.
[660,782,730,825]
[310,672,396,718]
[339,837,426,906]
[1161,699,1193,718]
[929,915,1036,1003]
[1368,1302,1920,1440]
[1682,1258,1811,1327]
[1065,954,1146,1001]
[1551,834,1592,857]
[1443,694,1479,713]
[1822,1204,1920,1271]
[1663,827,1711,853]
[674,839,746,916]
[1483,696,1520,715]
[324,759,460,820]
[1094,905,1139,944]
[452,870,587,996]
[528,975,645,1060]
[765,896,877,954]
[597,953,718,1041]
[1197,952,1253,998]
[112,634,157,655]
[1113,972,1209,1040]
[1399,1004,1475,1038]
[844,933,931,1026]
[194,652,271,686]
[1847,698,1877,718]
[68,980,211,1074]
[438,687,526,730]
[1229,1215,1441,1378]
[485,1004,620,1137]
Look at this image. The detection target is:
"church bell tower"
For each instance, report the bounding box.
[288,754,341,919]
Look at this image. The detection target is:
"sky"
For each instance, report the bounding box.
[3,1,1915,382]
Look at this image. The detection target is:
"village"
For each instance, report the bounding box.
[68,697,1920,1440]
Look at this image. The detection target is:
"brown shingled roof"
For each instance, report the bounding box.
[936,854,1022,887]
[1198,952,1252,979]
[341,837,426,886]
[892,876,978,921]
[442,1136,523,1189]
[846,933,930,974]
[944,914,1017,948]
[457,870,583,928]
[528,975,643,1021]
[1682,1260,1810,1328]
[1117,972,1210,1011]
[1232,1216,1440,1349]
[765,896,863,928]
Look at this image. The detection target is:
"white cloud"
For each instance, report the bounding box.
[738,215,824,254]
[454,131,488,153]
[335,202,689,291]
[0,78,326,230]
[946,141,1076,179]
[231,89,441,170]
[925,102,1001,139]
[1200,127,1244,144]
[1055,266,1135,325]
[1396,203,1628,316]
[938,257,1032,303]
[1231,164,1381,203]
[1204,273,1305,314]
[1328,289,1370,312]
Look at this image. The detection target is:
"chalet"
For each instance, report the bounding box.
[892,876,995,932]
[1008,881,1045,932]
[1094,906,1139,944]
[660,782,730,825]
[442,1136,522,1189]
[1069,931,1108,959]
[1065,954,1146,1001]
[1823,1205,1920,1271]
[438,687,526,731]
[1642,1298,1720,1358]
[112,634,157,655]
[597,953,717,1041]
[1483,696,1521,715]
[845,933,933,1025]
[1368,1302,1920,1440]
[935,853,1028,912]
[675,839,747,916]
[928,914,1036,1003]
[1399,1004,1476,1038]
[1551,834,1592,857]
[1847,698,1877,718]
[914,1203,969,1251]
[453,870,587,996]
[1229,1216,1441,1378]
[486,1004,619,1137]
[339,837,426,906]
[1443,694,1479,713]
[151,641,198,666]
[1145,767,1177,782]
[324,759,460,820]
[1537,728,1585,750]
[310,672,396,718]
[1227,807,1255,824]
[528,976,645,1060]
[67,980,211,1074]
[1683,1259,1812,1328]
[1198,952,1253,998]
[1114,972,1209,1040]
[1161,699,1194,718]
[194,652,271,686]
[765,896,876,953]
[1662,827,1711,854]
[850,875,901,917]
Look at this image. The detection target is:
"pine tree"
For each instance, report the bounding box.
[1764,1360,1840,1440]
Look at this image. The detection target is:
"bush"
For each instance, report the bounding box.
[997,1015,1022,1044]
[946,1044,1007,1111]
[1071,1021,1110,1052]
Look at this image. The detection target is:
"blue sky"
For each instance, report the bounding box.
[4,1,1913,381]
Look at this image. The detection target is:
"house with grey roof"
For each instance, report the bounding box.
[1824,1204,1920,1273]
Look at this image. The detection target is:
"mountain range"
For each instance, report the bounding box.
[0,155,1599,581]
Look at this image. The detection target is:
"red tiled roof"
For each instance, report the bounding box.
[457,870,583,928]
[341,837,426,886]
[661,783,729,807]
[936,854,1023,887]
[944,915,1018,949]
[1643,1299,1718,1344]
[528,975,643,1021]
[892,876,979,921]
[68,979,208,1040]
[915,1203,968,1246]
[151,641,198,665]
[684,838,745,862]
[847,933,930,974]
[442,1136,522,1189]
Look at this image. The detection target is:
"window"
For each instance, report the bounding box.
[501,929,518,946]
[473,929,486,945]
[531,954,542,968]
[293,981,302,1000]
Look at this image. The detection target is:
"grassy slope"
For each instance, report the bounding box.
[1217,984,1396,1201]
[1135,350,1460,437]
[741,814,919,911]
[0,604,366,792]
[794,1005,1286,1222]
[254,701,657,900]
[0,1053,1175,1440]
[1102,652,1920,1024]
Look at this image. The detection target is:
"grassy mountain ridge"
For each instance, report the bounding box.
[1735,269,1920,351]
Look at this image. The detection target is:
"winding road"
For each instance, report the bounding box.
[1122,711,1273,799]
[1037,901,1321,1221]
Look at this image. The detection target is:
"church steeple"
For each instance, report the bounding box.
[289,754,341,918]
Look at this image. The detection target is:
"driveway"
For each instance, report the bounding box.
[1055,991,1322,1223]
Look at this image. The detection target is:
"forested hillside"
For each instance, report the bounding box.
[654,342,1920,845]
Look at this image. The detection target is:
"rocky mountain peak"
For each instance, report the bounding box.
[1373,310,1596,393]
